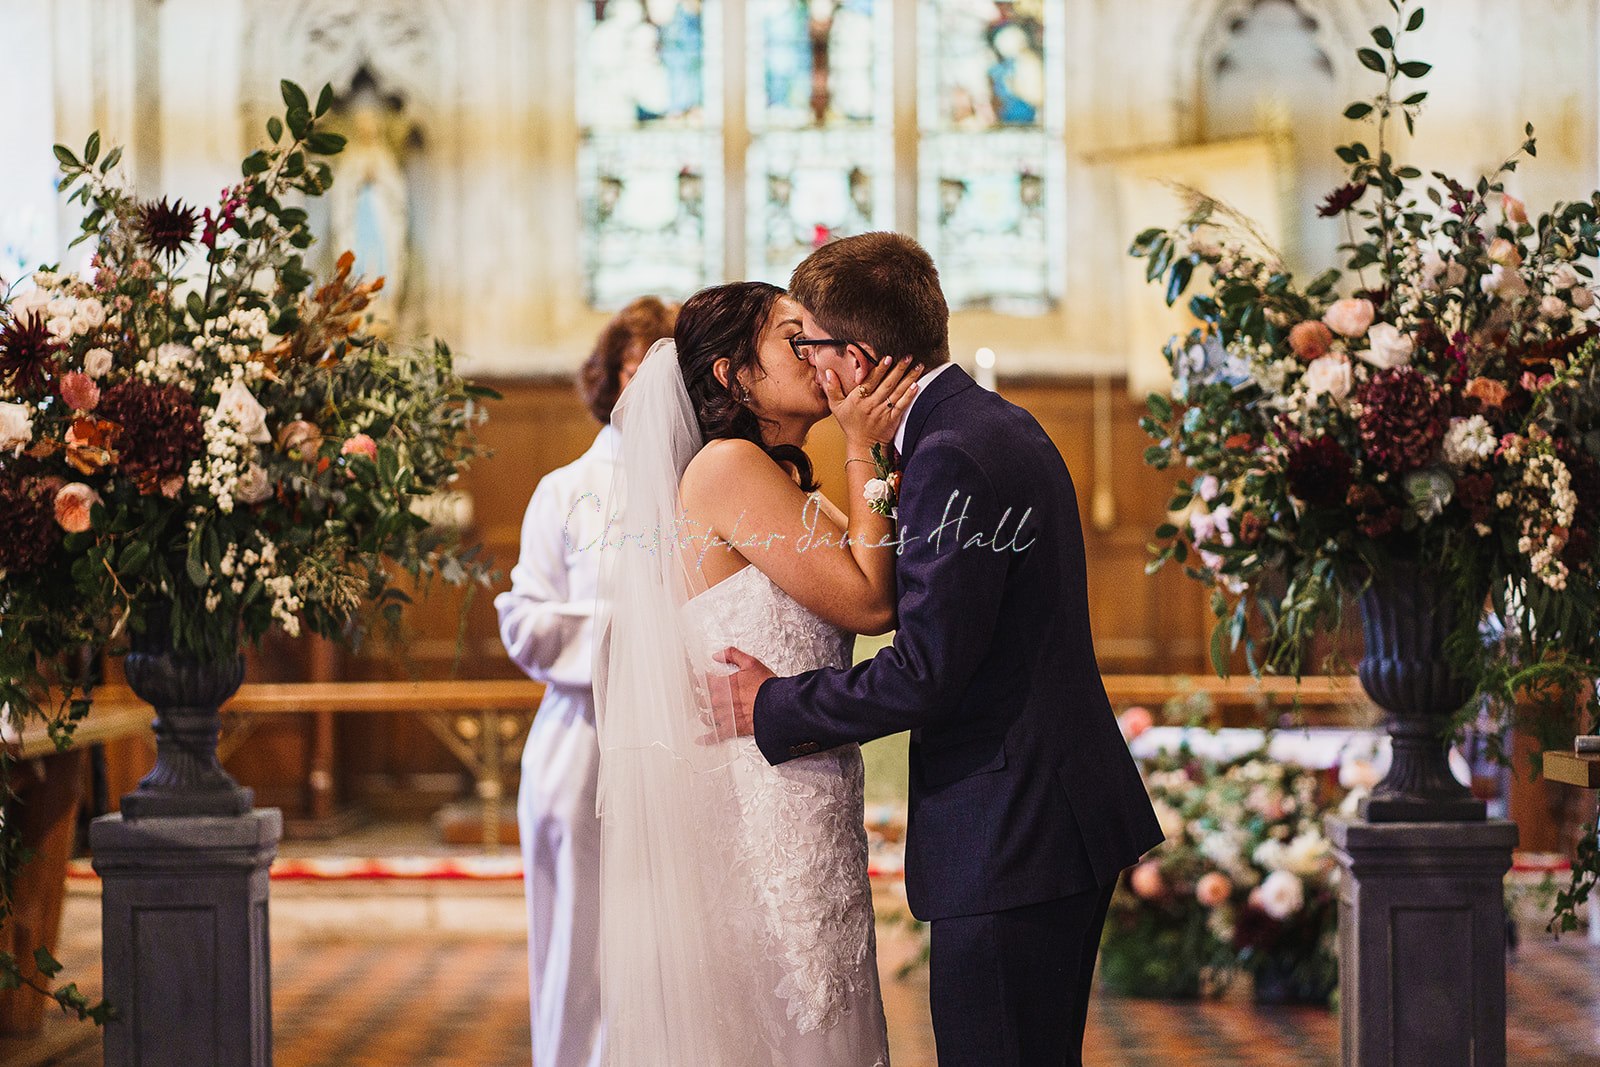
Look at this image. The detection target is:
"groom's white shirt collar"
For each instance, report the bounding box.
[893,361,956,455]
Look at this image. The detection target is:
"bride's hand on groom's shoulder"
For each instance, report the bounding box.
[826,356,921,447]
[700,647,774,744]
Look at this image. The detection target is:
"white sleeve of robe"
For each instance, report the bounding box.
[495,464,605,690]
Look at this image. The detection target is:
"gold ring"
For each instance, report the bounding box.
[857,386,870,399]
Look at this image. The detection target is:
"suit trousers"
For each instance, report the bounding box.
[928,883,1116,1067]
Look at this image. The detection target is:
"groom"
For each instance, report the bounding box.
[714,232,1163,1065]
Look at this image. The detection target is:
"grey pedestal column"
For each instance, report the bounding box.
[1327,817,1517,1067]
[90,810,280,1067]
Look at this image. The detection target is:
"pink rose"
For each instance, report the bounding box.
[1195,871,1233,908]
[1503,194,1528,226]
[1540,295,1569,320]
[54,482,101,533]
[340,433,378,462]
[1118,706,1154,741]
[1574,286,1595,310]
[160,475,185,499]
[1288,321,1334,362]
[1130,861,1165,900]
[58,371,100,412]
[1322,298,1375,338]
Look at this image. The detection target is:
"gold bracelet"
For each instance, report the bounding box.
[845,458,875,469]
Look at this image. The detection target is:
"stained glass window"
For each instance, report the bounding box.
[918,0,1064,313]
[745,0,893,286]
[577,0,723,309]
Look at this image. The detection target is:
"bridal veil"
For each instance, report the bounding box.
[591,338,765,1064]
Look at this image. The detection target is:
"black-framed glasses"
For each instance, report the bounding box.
[788,335,878,365]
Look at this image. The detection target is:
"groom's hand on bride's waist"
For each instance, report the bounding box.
[701,647,774,744]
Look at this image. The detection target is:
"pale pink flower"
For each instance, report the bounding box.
[58,371,100,412]
[1502,194,1528,225]
[54,482,101,533]
[341,433,378,462]
[160,475,185,499]
[1196,871,1233,908]
[1322,298,1375,338]
[1540,295,1569,320]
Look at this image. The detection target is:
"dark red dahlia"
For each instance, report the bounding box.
[98,380,203,494]
[0,471,61,574]
[0,311,62,396]
[1285,435,1352,508]
[1358,368,1449,474]
[135,197,199,259]
[1317,182,1367,218]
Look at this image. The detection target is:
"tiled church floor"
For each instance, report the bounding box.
[14,885,1600,1066]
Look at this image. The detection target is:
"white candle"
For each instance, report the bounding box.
[974,347,997,391]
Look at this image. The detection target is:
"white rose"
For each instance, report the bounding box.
[234,463,275,505]
[46,315,73,339]
[1540,295,1570,320]
[0,402,33,455]
[1574,286,1595,310]
[217,381,271,444]
[1302,353,1352,402]
[1252,870,1305,920]
[863,478,891,505]
[1419,248,1447,291]
[83,348,114,378]
[1359,323,1414,370]
[72,299,106,331]
[1552,264,1580,290]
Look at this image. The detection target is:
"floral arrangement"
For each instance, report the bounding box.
[0,81,492,1019]
[1130,0,1600,926]
[1103,739,1345,1002]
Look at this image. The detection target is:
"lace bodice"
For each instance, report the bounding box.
[682,566,888,1064]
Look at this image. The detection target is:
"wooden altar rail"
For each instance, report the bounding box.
[13,674,1366,844]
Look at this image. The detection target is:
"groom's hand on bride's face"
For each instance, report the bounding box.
[703,647,774,742]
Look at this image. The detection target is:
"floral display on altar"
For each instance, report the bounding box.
[1101,725,1344,1004]
[0,81,491,1015]
[1130,1,1600,926]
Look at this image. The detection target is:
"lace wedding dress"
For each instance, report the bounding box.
[594,339,887,1066]
[683,563,890,1067]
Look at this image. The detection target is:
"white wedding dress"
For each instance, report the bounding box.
[682,563,889,1066]
[594,339,887,1067]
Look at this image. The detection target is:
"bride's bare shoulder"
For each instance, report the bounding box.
[681,438,782,500]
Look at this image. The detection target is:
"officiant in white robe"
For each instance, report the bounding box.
[496,297,677,1067]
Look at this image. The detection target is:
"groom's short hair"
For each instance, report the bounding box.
[789,232,951,368]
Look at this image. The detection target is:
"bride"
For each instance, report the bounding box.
[593,280,921,1065]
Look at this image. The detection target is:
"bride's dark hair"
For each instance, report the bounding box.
[676,281,818,492]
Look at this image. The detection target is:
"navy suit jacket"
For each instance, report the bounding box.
[754,366,1164,921]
